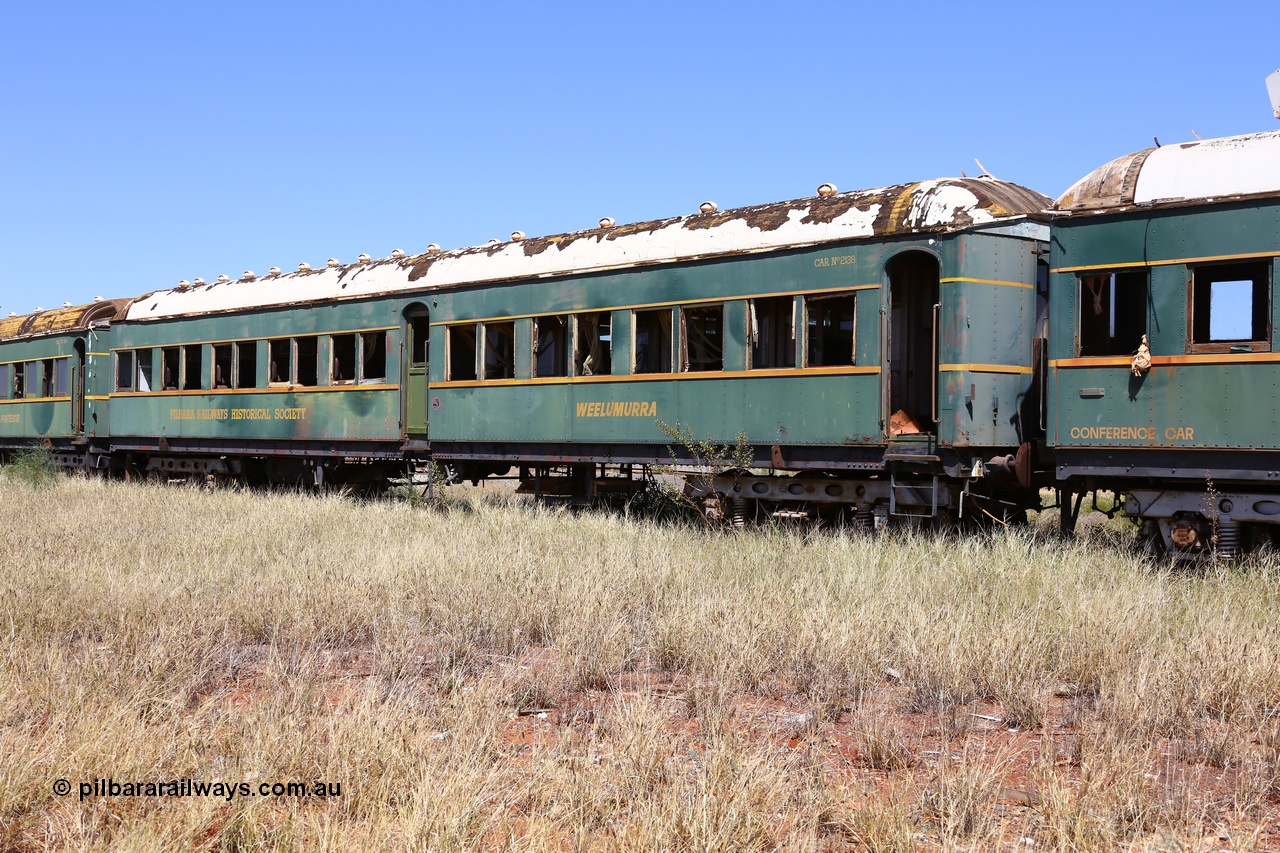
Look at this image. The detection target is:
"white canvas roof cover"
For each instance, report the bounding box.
[126,177,1050,321]
[1056,129,1280,212]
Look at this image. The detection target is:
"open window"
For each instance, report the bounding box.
[750,296,795,369]
[135,350,153,391]
[534,315,569,377]
[681,304,723,372]
[1189,262,1271,353]
[1077,271,1147,357]
[805,292,857,366]
[634,308,673,373]
[11,363,23,398]
[269,339,292,385]
[213,344,233,389]
[295,337,318,386]
[448,325,478,381]
[361,332,387,383]
[161,347,180,390]
[409,317,429,367]
[331,334,356,384]
[182,344,203,390]
[116,351,135,392]
[575,312,612,376]
[483,321,515,380]
[236,342,257,388]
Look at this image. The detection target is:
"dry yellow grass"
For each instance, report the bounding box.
[1,475,1279,850]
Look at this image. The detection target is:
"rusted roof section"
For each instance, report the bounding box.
[1057,130,1280,212]
[126,177,1051,322]
[0,299,133,343]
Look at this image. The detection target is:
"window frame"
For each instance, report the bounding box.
[804,291,858,367]
[447,323,479,382]
[1187,261,1272,354]
[749,295,796,370]
[574,311,612,377]
[633,307,674,374]
[482,320,516,380]
[679,303,725,372]
[1075,270,1149,358]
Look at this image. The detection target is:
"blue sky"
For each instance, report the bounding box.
[1,1,1277,314]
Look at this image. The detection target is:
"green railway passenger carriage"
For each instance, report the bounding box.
[1048,129,1280,555]
[0,299,130,468]
[103,177,1053,522]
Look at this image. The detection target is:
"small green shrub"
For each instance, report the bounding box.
[2,447,57,488]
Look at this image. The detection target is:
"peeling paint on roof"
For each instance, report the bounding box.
[126,178,1050,322]
[1057,130,1280,212]
[0,299,133,343]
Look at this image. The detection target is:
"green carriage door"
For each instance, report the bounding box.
[885,252,940,438]
[71,338,86,433]
[403,307,430,436]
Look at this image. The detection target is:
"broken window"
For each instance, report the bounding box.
[213,344,233,389]
[269,339,292,384]
[534,314,569,377]
[805,292,857,366]
[361,332,387,383]
[161,347,180,390]
[39,360,52,397]
[681,305,723,372]
[1077,271,1147,357]
[236,341,257,389]
[10,363,22,398]
[295,337,318,386]
[750,296,795,369]
[182,344,203,390]
[116,350,135,392]
[135,350,153,392]
[483,321,515,380]
[409,317,429,366]
[574,312,612,376]
[448,325,477,381]
[634,308,673,373]
[331,334,356,384]
[1190,261,1271,352]
[52,358,69,397]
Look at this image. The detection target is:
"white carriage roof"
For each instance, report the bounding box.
[126,177,1050,322]
[1056,129,1280,212]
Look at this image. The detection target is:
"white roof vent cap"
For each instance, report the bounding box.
[357,253,371,264]
[599,216,615,228]
[269,267,282,275]
[192,278,205,286]
[817,183,838,197]
[62,301,72,308]
[243,270,256,281]
[426,243,441,254]
[216,274,230,283]
[511,231,525,242]
[390,248,405,259]
[297,262,311,272]
[178,280,190,288]
[92,296,102,302]
[699,201,718,214]
[326,258,340,268]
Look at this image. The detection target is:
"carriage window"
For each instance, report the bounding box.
[295,337,318,387]
[750,296,795,369]
[409,317,429,366]
[269,339,292,385]
[136,350,154,392]
[534,314,569,377]
[53,358,69,397]
[634,309,673,373]
[161,347,180,390]
[361,332,387,382]
[29,361,49,398]
[575,312,612,376]
[213,344,233,389]
[116,351,135,392]
[40,360,53,397]
[483,321,516,380]
[1190,262,1270,352]
[681,305,723,372]
[236,342,258,389]
[182,345,203,390]
[0,364,9,399]
[806,292,857,366]
[331,334,356,384]
[448,325,478,381]
[11,363,23,398]
[1078,271,1147,357]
